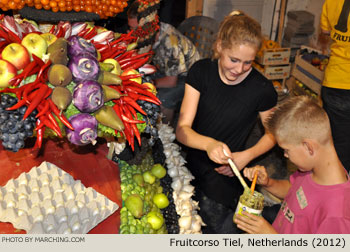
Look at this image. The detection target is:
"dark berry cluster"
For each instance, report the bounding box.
[0,94,37,152]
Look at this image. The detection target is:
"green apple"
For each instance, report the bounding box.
[0,59,18,88]
[152,193,169,209]
[103,58,122,75]
[151,163,166,179]
[1,43,30,70]
[21,33,48,59]
[143,171,156,184]
[146,211,164,230]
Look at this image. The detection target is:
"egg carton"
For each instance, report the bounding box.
[0,161,119,234]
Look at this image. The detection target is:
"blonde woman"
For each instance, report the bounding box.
[176,11,277,233]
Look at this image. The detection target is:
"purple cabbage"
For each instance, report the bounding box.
[72,80,104,113]
[68,35,97,57]
[68,53,100,82]
[66,113,98,146]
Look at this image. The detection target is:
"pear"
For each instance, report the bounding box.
[48,64,72,86]
[99,62,115,72]
[94,105,124,131]
[49,49,69,65]
[47,37,67,55]
[101,84,122,101]
[132,174,145,187]
[97,71,122,85]
[125,194,144,219]
[51,86,72,111]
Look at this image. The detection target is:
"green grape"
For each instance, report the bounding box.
[128,225,136,234]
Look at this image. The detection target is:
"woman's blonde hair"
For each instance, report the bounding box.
[266,96,332,146]
[212,10,263,59]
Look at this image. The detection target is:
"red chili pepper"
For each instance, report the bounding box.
[22,81,41,102]
[77,28,89,37]
[118,52,153,65]
[127,92,161,106]
[9,61,38,86]
[109,48,127,60]
[115,50,134,61]
[84,26,97,40]
[123,105,142,146]
[6,87,40,111]
[121,96,146,115]
[125,86,161,104]
[123,80,149,90]
[56,26,64,38]
[32,54,45,67]
[126,103,137,118]
[122,106,137,150]
[0,28,11,43]
[131,120,141,146]
[23,84,50,120]
[48,25,56,34]
[47,113,62,137]
[36,60,51,82]
[122,57,150,71]
[121,114,145,124]
[47,98,74,130]
[127,122,135,151]
[0,24,22,44]
[33,120,45,149]
[36,100,50,118]
[38,114,62,137]
[120,73,143,81]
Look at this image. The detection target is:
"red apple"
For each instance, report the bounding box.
[0,59,18,88]
[1,43,31,70]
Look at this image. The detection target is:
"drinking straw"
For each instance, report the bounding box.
[223,149,249,189]
[250,171,258,195]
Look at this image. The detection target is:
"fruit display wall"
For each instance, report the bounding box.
[0,13,204,234]
[0,0,129,19]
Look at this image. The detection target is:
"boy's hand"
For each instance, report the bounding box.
[234,211,278,234]
[243,165,269,186]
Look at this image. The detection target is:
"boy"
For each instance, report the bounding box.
[234,96,350,234]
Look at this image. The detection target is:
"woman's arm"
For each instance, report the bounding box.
[176,84,231,164]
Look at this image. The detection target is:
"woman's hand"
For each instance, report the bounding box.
[206,140,231,164]
[214,148,251,177]
[234,211,278,234]
[243,165,269,186]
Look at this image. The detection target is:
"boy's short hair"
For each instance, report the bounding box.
[266,96,332,145]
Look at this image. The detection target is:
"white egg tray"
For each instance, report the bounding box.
[0,161,119,234]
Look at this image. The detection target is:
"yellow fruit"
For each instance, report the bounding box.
[143,82,157,95]
[40,33,57,46]
[121,69,142,84]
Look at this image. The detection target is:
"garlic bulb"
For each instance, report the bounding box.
[168,167,179,177]
[171,179,183,192]
[158,122,204,234]
[178,216,192,229]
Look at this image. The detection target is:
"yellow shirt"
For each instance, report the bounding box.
[320,0,350,89]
